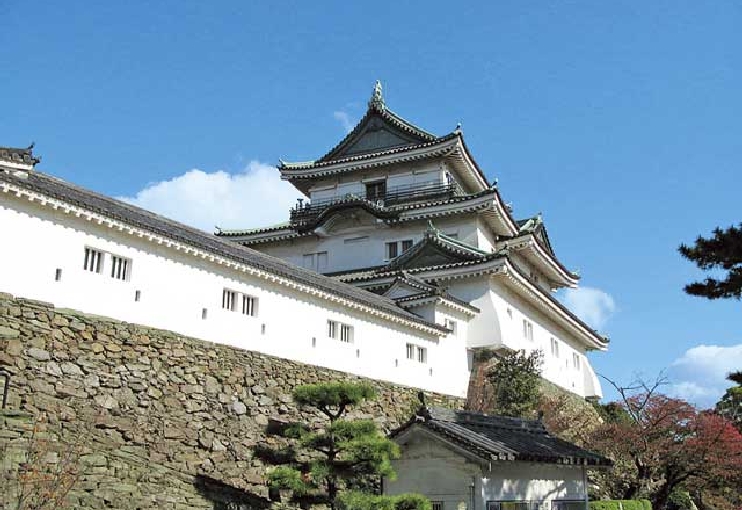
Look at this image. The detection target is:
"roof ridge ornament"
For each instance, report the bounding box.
[368,80,385,112]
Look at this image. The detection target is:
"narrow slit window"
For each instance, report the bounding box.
[201,308,208,320]
[54,268,62,282]
[406,343,415,360]
[134,290,141,302]
[522,319,534,342]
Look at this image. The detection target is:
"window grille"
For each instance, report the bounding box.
[550,337,559,357]
[401,239,413,252]
[417,346,427,364]
[222,289,236,311]
[385,241,398,259]
[522,319,534,342]
[54,268,62,282]
[446,319,457,335]
[487,501,540,510]
[242,295,257,316]
[431,503,444,510]
[327,320,338,338]
[83,247,103,273]
[110,255,130,281]
[406,343,415,360]
[572,353,581,370]
[340,324,353,343]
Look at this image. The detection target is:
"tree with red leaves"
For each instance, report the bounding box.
[590,377,742,510]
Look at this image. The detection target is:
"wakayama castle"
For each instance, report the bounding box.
[0,82,607,399]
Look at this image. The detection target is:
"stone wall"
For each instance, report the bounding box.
[0,292,463,509]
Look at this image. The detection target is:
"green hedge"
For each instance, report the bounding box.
[337,492,432,510]
[589,500,652,510]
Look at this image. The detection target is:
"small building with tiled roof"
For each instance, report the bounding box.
[217,82,608,400]
[384,405,611,510]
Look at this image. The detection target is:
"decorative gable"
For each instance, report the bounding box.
[326,114,429,160]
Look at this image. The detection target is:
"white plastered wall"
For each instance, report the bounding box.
[0,196,471,397]
[385,430,586,510]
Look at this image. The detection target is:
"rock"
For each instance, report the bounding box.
[251,384,265,395]
[81,453,108,467]
[105,343,121,353]
[6,339,22,356]
[91,342,105,353]
[60,362,83,375]
[84,374,100,389]
[230,400,246,415]
[211,438,227,451]
[46,361,63,376]
[254,414,269,426]
[0,326,19,338]
[94,394,118,410]
[27,348,50,360]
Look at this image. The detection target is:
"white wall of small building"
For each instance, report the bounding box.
[0,196,470,397]
[385,431,587,510]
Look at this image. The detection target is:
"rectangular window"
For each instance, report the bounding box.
[365,180,386,201]
[242,295,257,316]
[432,503,444,510]
[302,252,328,272]
[54,268,62,282]
[573,352,581,370]
[406,343,415,360]
[522,319,534,342]
[327,320,338,339]
[110,255,131,281]
[487,502,539,510]
[550,337,559,357]
[446,319,457,335]
[340,324,354,343]
[417,346,427,364]
[83,247,103,273]
[385,241,399,259]
[401,239,413,252]
[222,289,236,311]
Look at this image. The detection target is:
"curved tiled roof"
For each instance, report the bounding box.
[393,406,612,466]
[0,169,448,334]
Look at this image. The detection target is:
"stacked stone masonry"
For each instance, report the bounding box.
[0,292,463,509]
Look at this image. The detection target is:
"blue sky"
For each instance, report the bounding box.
[3,1,741,406]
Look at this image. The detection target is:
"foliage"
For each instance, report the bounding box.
[486,349,543,418]
[678,223,742,299]
[589,500,652,510]
[588,377,742,510]
[337,492,432,510]
[0,417,82,510]
[263,382,428,510]
[716,371,742,433]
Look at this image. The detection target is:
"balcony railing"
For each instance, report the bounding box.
[289,181,464,228]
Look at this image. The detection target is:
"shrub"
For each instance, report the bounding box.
[589,500,652,510]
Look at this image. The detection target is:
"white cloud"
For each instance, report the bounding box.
[667,344,742,407]
[560,286,616,330]
[333,110,354,133]
[118,161,302,233]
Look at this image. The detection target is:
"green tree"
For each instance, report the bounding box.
[716,371,742,433]
[487,349,543,418]
[678,224,742,299]
[264,382,428,510]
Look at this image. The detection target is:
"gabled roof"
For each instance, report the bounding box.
[388,222,494,271]
[393,406,611,467]
[317,81,437,162]
[0,168,449,335]
[278,83,491,195]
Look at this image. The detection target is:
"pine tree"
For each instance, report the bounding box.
[678,224,742,299]
[487,349,543,418]
[263,381,429,510]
